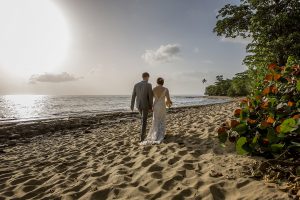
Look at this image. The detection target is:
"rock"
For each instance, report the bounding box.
[22,139,30,144]
[209,170,223,178]
[278,184,289,192]
[225,175,236,180]
[84,129,92,134]
[53,132,62,137]
[7,140,17,147]
[89,124,97,129]
[266,183,276,188]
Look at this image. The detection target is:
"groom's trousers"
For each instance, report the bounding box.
[139,109,148,141]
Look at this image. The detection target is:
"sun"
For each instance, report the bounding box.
[0,0,71,75]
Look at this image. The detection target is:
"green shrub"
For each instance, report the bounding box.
[218,63,300,156]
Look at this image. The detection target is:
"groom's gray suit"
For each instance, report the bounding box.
[131,80,153,141]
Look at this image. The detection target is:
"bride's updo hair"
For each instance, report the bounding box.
[157,77,164,85]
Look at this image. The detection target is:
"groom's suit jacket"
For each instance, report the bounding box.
[131,80,153,111]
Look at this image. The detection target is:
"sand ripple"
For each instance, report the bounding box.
[0,102,290,200]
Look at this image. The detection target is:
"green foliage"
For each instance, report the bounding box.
[218,63,300,156]
[214,0,300,67]
[236,137,250,155]
[280,118,297,134]
[287,56,300,67]
[205,71,251,97]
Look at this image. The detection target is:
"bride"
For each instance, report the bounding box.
[140,77,172,145]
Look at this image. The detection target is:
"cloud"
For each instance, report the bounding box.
[142,44,181,64]
[29,72,82,84]
[194,47,200,53]
[220,36,252,45]
[202,60,214,64]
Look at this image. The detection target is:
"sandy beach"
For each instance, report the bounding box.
[0,102,290,200]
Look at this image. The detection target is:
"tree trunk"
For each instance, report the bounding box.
[277,54,286,66]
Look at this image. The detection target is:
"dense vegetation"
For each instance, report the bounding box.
[217,62,300,194]
[213,0,300,67]
[204,71,251,97]
[212,0,300,193]
[217,63,300,156]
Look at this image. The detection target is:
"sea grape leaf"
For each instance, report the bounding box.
[252,134,259,144]
[240,111,249,120]
[290,142,300,152]
[232,123,247,135]
[297,167,300,176]
[297,80,300,92]
[269,98,277,107]
[270,144,284,153]
[296,100,300,108]
[280,118,297,134]
[291,142,300,147]
[236,137,250,155]
[267,128,280,143]
[218,132,228,144]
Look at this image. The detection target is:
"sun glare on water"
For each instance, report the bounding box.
[0,95,48,120]
[0,0,71,75]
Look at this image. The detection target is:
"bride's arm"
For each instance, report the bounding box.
[165,89,172,107]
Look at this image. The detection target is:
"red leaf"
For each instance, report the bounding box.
[262,87,270,95]
[288,101,295,107]
[275,126,281,133]
[270,86,278,94]
[261,121,271,128]
[228,120,240,128]
[268,63,277,70]
[233,109,241,117]
[264,74,273,81]
[292,114,300,119]
[273,74,281,81]
[247,119,257,124]
[266,116,275,124]
[263,138,269,145]
[217,127,227,134]
[261,101,269,109]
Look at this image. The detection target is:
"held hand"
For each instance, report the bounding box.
[166,101,173,108]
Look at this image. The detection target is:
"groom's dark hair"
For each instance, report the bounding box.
[142,72,150,78]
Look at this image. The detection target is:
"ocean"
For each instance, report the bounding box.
[0,95,229,122]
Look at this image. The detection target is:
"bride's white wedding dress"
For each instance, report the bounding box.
[140,89,167,145]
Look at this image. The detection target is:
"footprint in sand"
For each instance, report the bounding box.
[167,156,180,165]
[209,182,226,200]
[162,174,184,191]
[148,164,163,172]
[141,158,154,167]
[151,172,163,179]
[172,188,193,200]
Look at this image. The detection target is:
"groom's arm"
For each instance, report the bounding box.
[131,85,136,111]
[148,84,153,110]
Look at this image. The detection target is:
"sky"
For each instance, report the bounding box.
[0,0,248,95]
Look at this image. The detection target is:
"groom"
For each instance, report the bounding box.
[131,72,153,141]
